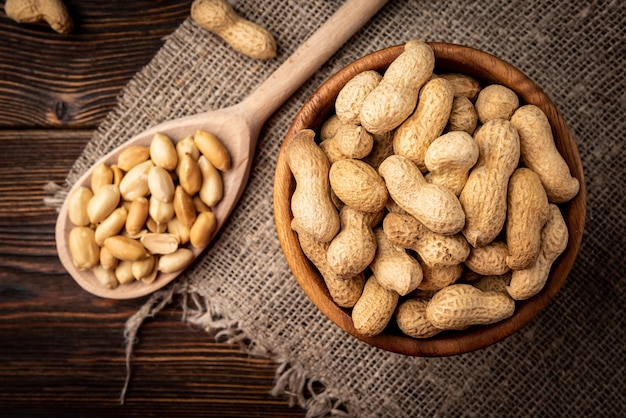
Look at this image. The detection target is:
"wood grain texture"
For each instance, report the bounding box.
[0,1,305,416]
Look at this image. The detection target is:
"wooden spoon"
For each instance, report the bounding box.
[56,0,390,299]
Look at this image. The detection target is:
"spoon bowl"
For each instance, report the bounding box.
[56,0,390,299]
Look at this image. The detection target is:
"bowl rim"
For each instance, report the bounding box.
[273,42,586,356]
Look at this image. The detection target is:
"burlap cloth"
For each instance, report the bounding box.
[52,1,625,416]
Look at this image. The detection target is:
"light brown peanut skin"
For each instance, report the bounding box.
[426,283,515,330]
[393,77,455,172]
[191,0,276,60]
[297,231,365,308]
[286,129,340,243]
[382,212,469,268]
[459,119,520,247]
[369,227,422,296]
[474,84,519,123]
[418,263,463,291]
[329,159,388,213]
[510,105,580,203]
[360,40,435,134]
[424,130,479,196]
[326,207,379,280]
[464,241,510,276]
[379,155,465,235]
[396,298,442,338]
[507,204,568,300]
[445,96,478,135]
[335,70,382,126]
[437,72,481,100]
[5,0,74,34]
[506,168,550,270]
[352,275,399,337]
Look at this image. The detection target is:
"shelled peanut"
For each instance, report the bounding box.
[286,40,579,338]
[66,130,230,289]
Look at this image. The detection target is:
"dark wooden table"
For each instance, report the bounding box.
[0,2,304,416]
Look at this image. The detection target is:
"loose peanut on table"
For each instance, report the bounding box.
[66,130,231,289]
[286,40,579,339]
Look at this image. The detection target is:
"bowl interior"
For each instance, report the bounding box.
[273,42,586,356]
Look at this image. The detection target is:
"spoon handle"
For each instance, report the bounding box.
[240,0,390,127]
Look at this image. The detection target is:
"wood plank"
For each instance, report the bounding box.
[0,1,192,128]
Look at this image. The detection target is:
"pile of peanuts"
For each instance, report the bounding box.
[66,130,231,289]
[285,40,579,338]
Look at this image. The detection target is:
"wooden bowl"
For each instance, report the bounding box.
[273,42,586,356]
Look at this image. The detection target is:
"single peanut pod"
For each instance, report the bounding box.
[68,226,100,270]
[510,105,580,203]
[297,231,365,308]
[140,232,180,255]
[148,196,175,225]
[464,241,510,275]
[117,145,150,172]
[131,255,156,280]
[150,132,178,171]
[437,72,481,99]
[285,129,340,243]
[86,184,121,224]
[460,119,520,247]
[393,77,455,172]
[99,246,119,270]
[378,155,465,235]
[194,130,231,171]
[396,298,442,338]
[167,217,191,245]
[369,228,422,296]
[103,235,148,261]
[67,186,93,226]
[198,155,223,207]
[148,166,175,203]
[360,39,435,134]
[506,168,550,270]
[326,207,378,279]
[351,275,399,337]
[94,207,128,246]
[173,186,197,228]
[445,96,478,135]
[90,163,113,194]
[92,265,119,289]
[190,0,277,60]
[119,160,153,202]
[475,84,519,123]
[115,260,135,285]
[125,197,149,236]
[335,70,383,125]
[157,248,194,273]
[507,204,568,300]
[426,283,515,330]
[329,159,388,213]
[190,210,217,248]
[424,131,479,196]
[178,153,202,195]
